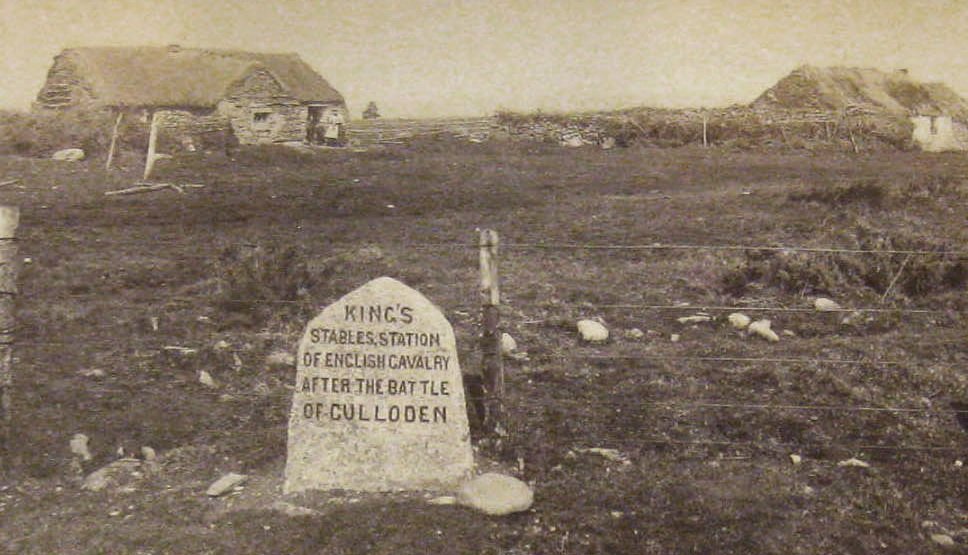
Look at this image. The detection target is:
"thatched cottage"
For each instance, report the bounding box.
[753,66,968,152]
[35,45,347,146]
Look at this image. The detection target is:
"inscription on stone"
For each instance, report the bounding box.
[284,277,474,493]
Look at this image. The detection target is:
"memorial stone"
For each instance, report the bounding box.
[284,277,474,494]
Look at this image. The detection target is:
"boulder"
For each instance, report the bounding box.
[577,320,609,342]
[82,459,143,492]
[51,148,85,162]
[457,473,534,516]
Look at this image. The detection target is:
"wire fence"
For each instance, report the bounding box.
[8,231,967,463]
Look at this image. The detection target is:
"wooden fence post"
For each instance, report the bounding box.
[702,112,708,148]
[479,229,505,434]
[143,110,160,181]
[0,206,19,469]
[105,111,124,172]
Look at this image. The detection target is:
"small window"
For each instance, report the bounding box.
[253,112,271,123]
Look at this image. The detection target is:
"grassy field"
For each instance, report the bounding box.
[0,139,965,554]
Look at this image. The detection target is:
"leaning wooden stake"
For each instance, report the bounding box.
[143,110,160,181]
[479,229,505,434]
[0,206,18,470]
[105,111,123,171]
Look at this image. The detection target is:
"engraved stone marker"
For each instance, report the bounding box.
[284,277,474,493]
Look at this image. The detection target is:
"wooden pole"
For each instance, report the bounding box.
[105,111,124,171]
[479,229,504,434]
[0,206,19,470]
[143,110,160,181]
[702,112,708,148]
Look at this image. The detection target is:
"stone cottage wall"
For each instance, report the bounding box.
[218,68,306,144]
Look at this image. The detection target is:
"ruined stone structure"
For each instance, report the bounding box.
[35,46,347,146]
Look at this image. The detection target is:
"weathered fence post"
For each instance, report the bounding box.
[701,112,708,148]
[105,111,124,171]
[479,229,505,434]
[143,110,160,181]
[0,206,18,469]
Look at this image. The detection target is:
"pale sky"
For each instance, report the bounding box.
[1,0,967,118]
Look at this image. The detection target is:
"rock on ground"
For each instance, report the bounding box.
[624,328,645,339]
[457,473,534,516]
[728,313,751,330]
[199,370,217,388]
[266,350,295,368]
[70,433,92,461]
[206,472,248,497]
[82,459,143,492]
[814,297,842,312]
[748,319,779,342]
[577,319,609,342]
[500,333,517,355]
[930,534,955,547]
[51,148,85,161]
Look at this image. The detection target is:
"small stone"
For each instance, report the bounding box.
[727,313,751,330]
[577,319,609,342]
[814,298,842,312]
[837,457,870,469]
[266,350,295,368]
[428,495,457,505]
[457,473,534,516]
[610,510,624,518]
[70,433,92,461]
[52,148,85,162]
[930,534,955,547]
[677,315,711,325]
[670,334,680,343]
[624,328,645,339]
[206,473,247,497]
[748,319,779,342]
[199,370,217,388]
[213,340,231,351]
[140,446,157,461]
[78,368,106,378]
[789,454,802,465]
[955,460,963,467]
[782,329,796,337]
[500,333,517,355]
[270,501,316,517]
[575,447,631,464]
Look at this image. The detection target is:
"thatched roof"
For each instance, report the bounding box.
[752,66,968,120]
[52,46,343,108]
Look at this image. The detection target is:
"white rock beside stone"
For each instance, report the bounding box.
[677,315,711,325]
[727,313,751,330]
[748,319,779,342]
[500,333,517,355]
[457,473,534,516]
[577,320,609,342]
[206,472,248,497]
[51,148,85,162]
[814,298,841,312]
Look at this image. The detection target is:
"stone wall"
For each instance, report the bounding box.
[911,115,968,152]
[218,68,307,144]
